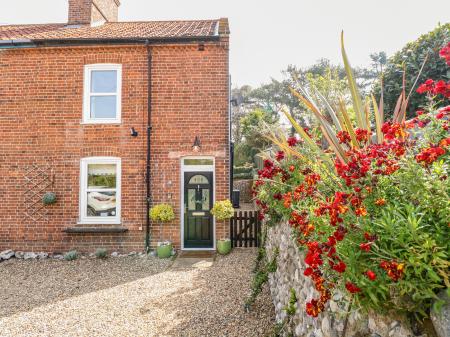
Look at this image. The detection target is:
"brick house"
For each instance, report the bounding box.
[0,0,230,253]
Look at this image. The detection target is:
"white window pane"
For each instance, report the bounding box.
[90,96,117,119]
[88,164,116,189]
[87,191,116,217]
[91,70,117,93]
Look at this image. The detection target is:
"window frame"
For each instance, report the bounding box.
[82,64,122,124]
[79,157,121,225]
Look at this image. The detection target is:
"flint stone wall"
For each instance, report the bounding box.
[265,222,422,337]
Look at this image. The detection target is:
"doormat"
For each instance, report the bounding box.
[178,251,216,259]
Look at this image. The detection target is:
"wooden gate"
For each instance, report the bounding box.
[230,210,261,247]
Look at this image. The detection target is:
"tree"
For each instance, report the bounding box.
[232,108,280,166]
[373,23,450,119]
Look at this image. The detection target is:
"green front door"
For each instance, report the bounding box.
[184,172,213,248]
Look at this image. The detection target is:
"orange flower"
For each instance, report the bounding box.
[355,207,367,216]
[289,165,295,172]
[375,198,386,206]
[338,205,349,214]
[283,192,292,208]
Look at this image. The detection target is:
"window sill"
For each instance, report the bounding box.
[80,121,122,125]
[63,226,128,234]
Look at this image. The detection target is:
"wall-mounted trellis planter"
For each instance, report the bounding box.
[23,163,55,222]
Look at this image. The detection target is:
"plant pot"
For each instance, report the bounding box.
[157,243,173,259]
[217,239,231,255]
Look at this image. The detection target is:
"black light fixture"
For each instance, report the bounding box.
[130,127,138,137]
[192,136,201,152]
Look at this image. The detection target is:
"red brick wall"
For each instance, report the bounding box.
[0,40,229,253]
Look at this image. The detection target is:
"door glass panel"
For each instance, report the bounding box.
[88,164,116,188]
[87,191,116,217]
[184,159,213,166]
[202,189,210,210]
[187,189,196,210]
[189,175,208,184]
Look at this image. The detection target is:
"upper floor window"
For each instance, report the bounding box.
[83,64,122,124]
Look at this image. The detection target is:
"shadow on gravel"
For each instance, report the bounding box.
[0,256,171,318]
[139,248,275,337]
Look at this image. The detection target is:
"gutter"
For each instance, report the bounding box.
[145,41,152,253]
[0,35,220,49]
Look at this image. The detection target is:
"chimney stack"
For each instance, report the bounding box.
[68,0,121,25]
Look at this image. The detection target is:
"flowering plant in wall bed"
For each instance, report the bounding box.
[253,38,450,318]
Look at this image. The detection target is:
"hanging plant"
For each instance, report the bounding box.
[149,204,175,222]
[211,199,235,220]
[42,192,57,205]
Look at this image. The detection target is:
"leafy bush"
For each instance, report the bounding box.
[254,38,450,319]
[373,23,450,119]
[149,204,175,222]
[95,248,108,259]
[64,250,78,261]
[210,200,235,220]
[233,165,255,180]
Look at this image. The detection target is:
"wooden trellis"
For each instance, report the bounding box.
[23,163,54,222]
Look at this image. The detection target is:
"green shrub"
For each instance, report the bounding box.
[210,200,235,220]
[64,250,78,261]
[373,23,450,118]
[95,248,108,259]
[149,204,175,222]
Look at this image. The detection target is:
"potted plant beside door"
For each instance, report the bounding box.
[149,203,175,258]
[211,199,235,255]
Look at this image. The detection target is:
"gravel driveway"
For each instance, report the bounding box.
[0,249,274,337]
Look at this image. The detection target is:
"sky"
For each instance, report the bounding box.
[1,0,449,88]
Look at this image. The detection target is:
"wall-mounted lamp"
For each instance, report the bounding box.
[192,136,201,152]
[130,127,138,137]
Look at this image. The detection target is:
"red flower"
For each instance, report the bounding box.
[275,151,285,161]
[440,137,450,147]
[439,42,450,66]
[304,267,314,276]
[366,270,377,281]
[355,128,370,143]
[332,261,347,273]
[360,242,372,252]
[287,136,298,147]
[380,260,405,281]
[417,79,435,94]
[364,232,377,242]
[433,80,450,98]
[337,130,351,144]
[416,146,446,166]
[333,227,347,241]
[345,282,361,294]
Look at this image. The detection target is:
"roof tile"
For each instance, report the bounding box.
[0,20,219,41]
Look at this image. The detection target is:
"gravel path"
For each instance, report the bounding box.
[0,249,274,336]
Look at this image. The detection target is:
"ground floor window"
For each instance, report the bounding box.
[79,157,121,224]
